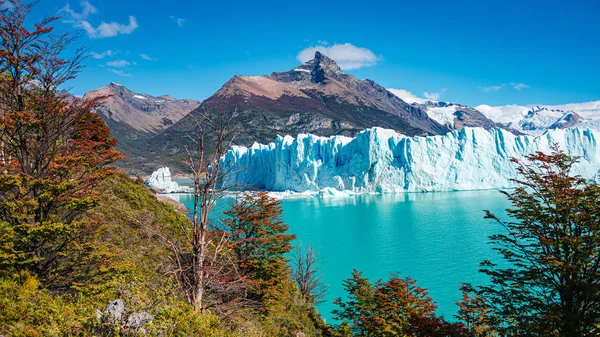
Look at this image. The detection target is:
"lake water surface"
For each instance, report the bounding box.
[174,190,510,322]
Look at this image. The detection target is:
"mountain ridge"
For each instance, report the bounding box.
[144,52,453,166]
[83,83,200,156]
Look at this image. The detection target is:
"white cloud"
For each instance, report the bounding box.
[90,50,115,59]
[108,68,132,77]
[88,16,138,38]
[423,88,446,101]
[388,88,447,103]
[140,53,155,61]
[510,82,530,91]
[387,89,424,104]
[60,0,97,20]
[61,1,138,39]
[297,43,380,70]
[482,83,531,93]
[106,60,130,67]
[170,16,185,27]
[482,84,506,93]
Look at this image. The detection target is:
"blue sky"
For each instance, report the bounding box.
[31,0,600,106]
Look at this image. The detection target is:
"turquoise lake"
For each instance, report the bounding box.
[173,190,511,322]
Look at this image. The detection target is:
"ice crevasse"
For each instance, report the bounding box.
[220,127,600,193]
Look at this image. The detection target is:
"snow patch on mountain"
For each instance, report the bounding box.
[421,105,458,126]
[220,127,600,193]
[477,101,600,134]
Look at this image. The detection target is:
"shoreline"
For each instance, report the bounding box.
[157,185,514,202]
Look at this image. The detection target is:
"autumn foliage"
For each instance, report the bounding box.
[334,270,468,337]
[0,0,122,290]
[458,147,600,336]
[225,192,296,310]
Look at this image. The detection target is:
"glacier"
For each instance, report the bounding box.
[220,127,600,193]
[145,167,193,193]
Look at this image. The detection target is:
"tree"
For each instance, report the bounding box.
[224,192,296,310]
[161,107,241,313]
[0,0,122,290]
[292,244,328,305]
[334,270,467,337]
[458,147,600,336]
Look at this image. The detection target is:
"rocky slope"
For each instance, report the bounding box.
[412,101,498,131]
[145,52,451,160]
[84,83,200,152]
[387,89,506,132]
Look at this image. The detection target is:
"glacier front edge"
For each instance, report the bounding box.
[220,127,600,193]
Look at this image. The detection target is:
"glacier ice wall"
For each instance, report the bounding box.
[145,167,193,193]
[220,127,600,193]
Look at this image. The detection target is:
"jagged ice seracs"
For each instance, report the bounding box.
[220,127,600,193]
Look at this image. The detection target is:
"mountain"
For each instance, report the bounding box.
[221,127,600,194]
[411,101,497,131]
[145,52,452,163]
[387,89,504,131]
[476,101,600,134]
[84,83,200,152]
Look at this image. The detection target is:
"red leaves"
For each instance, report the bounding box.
[0,1,122,290]
[224,192,296,309]
[335,271,468,336]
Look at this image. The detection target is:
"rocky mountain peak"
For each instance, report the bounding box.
[311,51,343,78]
[271,51,345,84]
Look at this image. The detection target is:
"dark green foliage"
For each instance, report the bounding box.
[458,147,600,336]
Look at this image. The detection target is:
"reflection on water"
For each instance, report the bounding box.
[173,190,511,322]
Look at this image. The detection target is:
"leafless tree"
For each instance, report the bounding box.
[292,244,328,305]
[159,106,248,313]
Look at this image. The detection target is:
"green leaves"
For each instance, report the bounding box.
[459,147,600,336]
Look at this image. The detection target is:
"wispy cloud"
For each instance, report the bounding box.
[510,82,530,91]
[423,88,447,101]
[482,84,506,93]
[297,43,380,70]
[60,0,96,20]
[106,60,130,67]
[108,68,132,77]
[388,88,447,103]
[60,1,138,39]
[388,89,423,104]
[482,82,530,93]
[140,53,155,61]
[90,50,115,59]
[170,16,185,27]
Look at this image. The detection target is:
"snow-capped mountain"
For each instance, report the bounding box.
[387,89,501,131]
[220,127,600,193]
[388,88,600,135]
[476,101,600,134]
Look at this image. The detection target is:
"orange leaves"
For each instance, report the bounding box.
[0,1,122,291]
[334,270,467,336]
[224,192,296,310]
